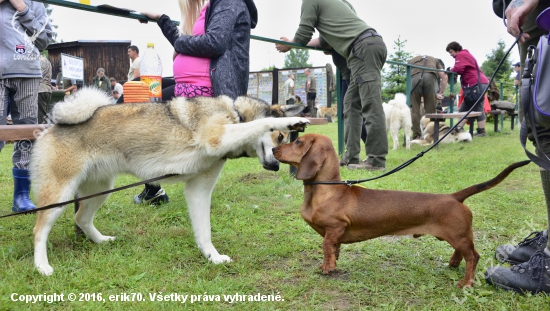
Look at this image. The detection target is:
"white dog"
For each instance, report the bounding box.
[411,116,472,146]
[383,93,412,150]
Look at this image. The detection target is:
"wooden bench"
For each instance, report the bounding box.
[424,112,483,144]
[0,124,51,141]
[488,110,507,132]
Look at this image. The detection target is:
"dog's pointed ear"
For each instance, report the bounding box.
[296,137,326,181]
[279,104,304,117]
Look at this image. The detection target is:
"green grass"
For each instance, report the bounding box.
[1,119,549,310]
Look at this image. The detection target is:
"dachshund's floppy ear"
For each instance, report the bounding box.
[296,137,326,180]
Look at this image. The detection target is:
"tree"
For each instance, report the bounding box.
[381,36,414,100]
[481,39,513,83]
[44,4,59,44]
[260,65,275,71]
[283,49,312,68]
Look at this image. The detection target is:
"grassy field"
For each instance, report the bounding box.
[1,118,549,310]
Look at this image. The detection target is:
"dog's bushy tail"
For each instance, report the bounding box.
[52,87,113,125]
[452,160,531,202]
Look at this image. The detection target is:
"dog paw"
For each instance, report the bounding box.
[320,263,336,275]
[209,254,232,264]
[287,117,310,132]
[37,264,54,276]
[96,235,116,243]
[456,279,474,288]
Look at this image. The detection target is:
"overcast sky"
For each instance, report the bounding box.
[48,0,520,77]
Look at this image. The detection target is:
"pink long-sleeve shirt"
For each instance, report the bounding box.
[450,49,489,87]
[173,5,212,87]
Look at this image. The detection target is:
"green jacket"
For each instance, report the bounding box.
[294,0,370,58]
[92,75,111,95]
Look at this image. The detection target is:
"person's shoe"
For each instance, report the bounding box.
[485,250,550,294]
[347,160,385,171]
[134,184,169,205]
[12,168,36,213]
[495,230,548,265]
[475,128,486,137]
[339,158,348,167]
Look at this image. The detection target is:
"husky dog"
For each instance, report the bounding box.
[31,88,309,276]
[383,93,412,150]
[411,116,472,146]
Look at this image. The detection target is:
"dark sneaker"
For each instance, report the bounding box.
[339,158,348,167]
[475,128,487,137]
[495,230,548,265]
[485,250,550,294]
[133,186,170,205]
[347,160,385,171]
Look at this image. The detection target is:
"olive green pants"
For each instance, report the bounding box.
[342,36,387,167]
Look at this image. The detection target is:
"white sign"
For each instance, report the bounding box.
[61,53,84,80]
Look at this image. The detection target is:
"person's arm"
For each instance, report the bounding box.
[437,71,448,98]
[276,0,319,53]
[64,85,77,93]
[134,68,140,79]
[11,0,52,51]
[166,2,240,58]
[505,0,539,42]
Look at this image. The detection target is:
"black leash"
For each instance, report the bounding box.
[0,174,176,219]
[305,29,523,186]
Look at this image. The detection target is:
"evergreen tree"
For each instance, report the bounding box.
[480,39,513,83]
[284,49,312,68]
[381,36,414,100]
[44,4,58,44]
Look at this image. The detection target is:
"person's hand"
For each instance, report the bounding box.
[8,0,27,12]
[505,0,539,42]
[139,11,162,23]
[276,37,292,53]
[436,94,444,100]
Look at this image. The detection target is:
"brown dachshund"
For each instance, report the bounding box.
[273,133,530,288]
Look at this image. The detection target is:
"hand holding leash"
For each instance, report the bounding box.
[505,0,539,42]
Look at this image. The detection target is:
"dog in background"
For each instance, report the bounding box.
[383,93,412,150]
[411,116,472,146]
[31,88,309,276]
[316,106,337,122]
[273,133,530,288]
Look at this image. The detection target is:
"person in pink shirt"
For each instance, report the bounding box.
[137,0,257,205]
[446,41,490,137]
[137,0,212,205]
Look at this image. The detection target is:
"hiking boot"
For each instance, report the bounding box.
[134,184,170,205]
[347,160,385,171]
[485,250,550,294]
[495,230,549,265]
[339,158,348,167]
[475,128,486,137]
